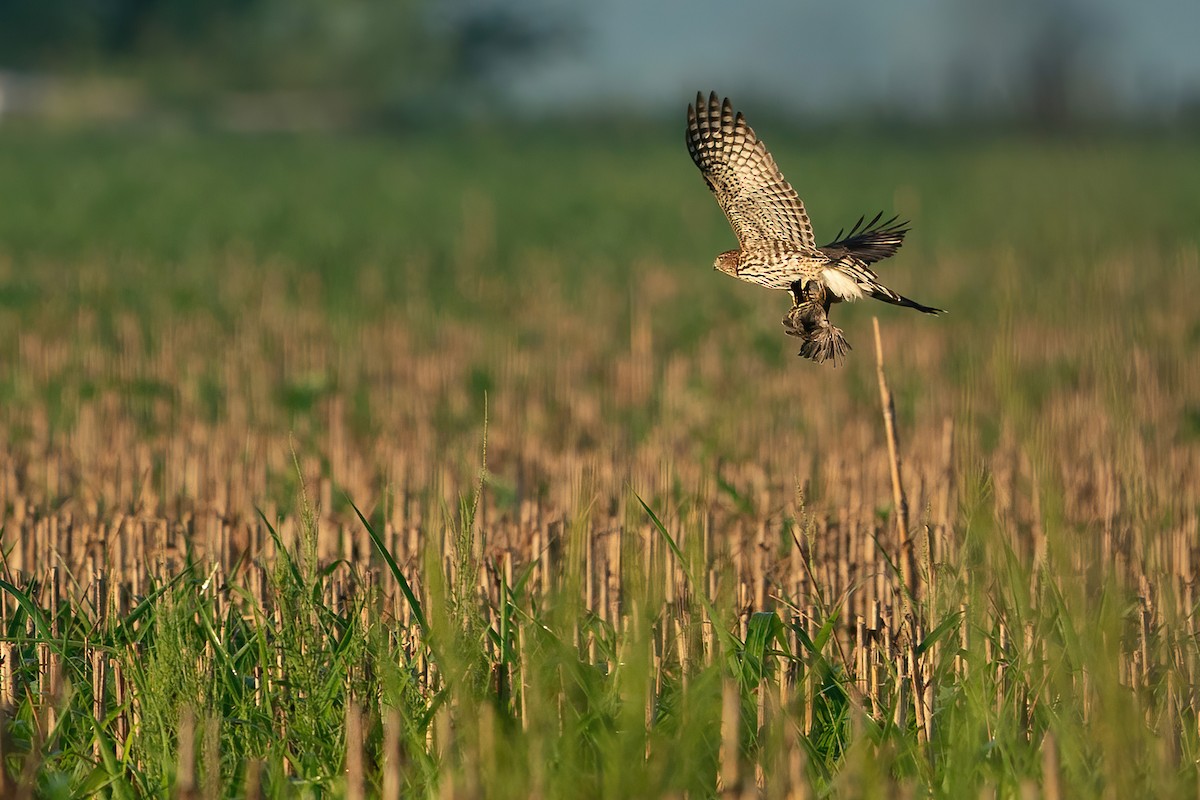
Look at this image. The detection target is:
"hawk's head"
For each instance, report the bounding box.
[713,250,739,277]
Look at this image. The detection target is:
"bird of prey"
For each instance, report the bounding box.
[686,91,942,364]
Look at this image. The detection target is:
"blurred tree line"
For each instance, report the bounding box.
[0,0,569,119]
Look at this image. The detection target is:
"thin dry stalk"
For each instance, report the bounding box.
[1042,733,1061,800]
[871,318,916,606]
[382,706,405,800]
[719,678,741,795]
[176,707,196,800]
[0,642,15,708]
[0,705,13,799]
[784,720,809,800]
[873,318,931,746]
[344,704,365,800]
[435,702,454,800]
[202,716,220,800]
[91,649,107,760]
[242,760,262,800]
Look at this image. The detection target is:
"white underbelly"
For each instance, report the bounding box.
[822,268,865,301]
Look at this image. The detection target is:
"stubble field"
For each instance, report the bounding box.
[0,123,1198,797]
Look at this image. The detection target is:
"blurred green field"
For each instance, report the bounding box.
[0,124,1198,797]
[2,126,1197,439]
[2,126,1198,308]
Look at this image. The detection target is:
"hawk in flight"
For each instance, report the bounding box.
[686,92,942,364]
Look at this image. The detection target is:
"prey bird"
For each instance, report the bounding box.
[685,92,942,364]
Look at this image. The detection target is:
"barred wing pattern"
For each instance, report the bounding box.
[686,92,815,249]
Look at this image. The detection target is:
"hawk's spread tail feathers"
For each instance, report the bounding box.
[822,257,945,315]
[867,286,944,315]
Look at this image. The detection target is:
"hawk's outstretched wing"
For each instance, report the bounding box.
[686,92,815,249]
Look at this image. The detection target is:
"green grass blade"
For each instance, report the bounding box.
[636,492,738,660]
[0,577,54,641]
[350,498,427,633]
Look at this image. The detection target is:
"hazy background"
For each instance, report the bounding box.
[3,0,1199,128]
[1,5,1199,794]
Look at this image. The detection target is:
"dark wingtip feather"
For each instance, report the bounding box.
[820,212,910,264]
